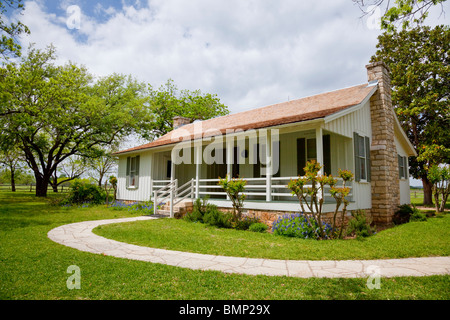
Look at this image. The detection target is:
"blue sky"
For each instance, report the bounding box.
[6,1,449,185]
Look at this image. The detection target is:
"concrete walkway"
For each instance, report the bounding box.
[47,216,450,278]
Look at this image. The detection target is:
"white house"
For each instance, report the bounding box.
[114,61,416,225]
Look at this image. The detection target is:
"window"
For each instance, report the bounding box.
[353,132,371,182]
[398,155,407,179]
[297,136,331,176]
[126,155,140,188]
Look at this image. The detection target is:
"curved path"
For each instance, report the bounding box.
[48,216,450,278]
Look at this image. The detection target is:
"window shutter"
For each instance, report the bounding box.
[297,138,306,176]
[398,155,402,178]
[126,157,131,188]
[323,135,331,175]
[253,143,261,178]
[403,156,408,178]
[353,132,361,182]
[135,156,140,187]
[365,136,371,182]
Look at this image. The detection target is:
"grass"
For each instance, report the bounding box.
[94,214,450,261]
[1,191,449,300]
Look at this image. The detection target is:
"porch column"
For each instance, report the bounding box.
[265,130,272,202]
[170,151,176,218]
[195,145,201,199]
[226,138,234,200]
[316,127,324,175]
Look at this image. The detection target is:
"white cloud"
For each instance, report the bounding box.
[15,0,448,115]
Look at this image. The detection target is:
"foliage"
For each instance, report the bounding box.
[218,175,247,222]
[232,215,260,231]
[147,79,229,139]
[353,0,447,32]
[0,45,154,197]
[184,198,209,223]
[346,210,375,239]
[66,179,106,205]
[393,203,427,225]
[288,161,353,239]
[202,206,233,229]
[272,213,333,240]
[427,164,450,213]
[248,222,268,233]
[370,25,450,203]
[0,0,30,59]
[109,200,154,215]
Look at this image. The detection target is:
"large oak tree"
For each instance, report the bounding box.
[0,45,154,196]
[370,25,449,204]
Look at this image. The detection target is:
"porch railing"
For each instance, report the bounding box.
[151,177,352,213]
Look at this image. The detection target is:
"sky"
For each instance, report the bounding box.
[7,0,449,185]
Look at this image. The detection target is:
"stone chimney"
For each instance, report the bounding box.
[173,116,191,129]
[366,61,400,225]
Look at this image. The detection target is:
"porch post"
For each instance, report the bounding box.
[195,145,201,199]
[316,127,324,175]
[226,138,234,200]
[149,154,153,201]
[170,151,175,218]
[265,130,272,202]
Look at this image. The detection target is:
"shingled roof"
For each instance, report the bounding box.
[115,82,376,155]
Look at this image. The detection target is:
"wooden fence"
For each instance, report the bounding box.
[0,184,71,193]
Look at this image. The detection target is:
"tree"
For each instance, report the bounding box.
[49,156,86,192]
[218,175,247,222]
[85,144,119,187]
[0,146,22,191]
[1,0,30,59]
[370,25,450,204]
[353,0,447,31]
[148,79,229,139]
[0,45,154,197]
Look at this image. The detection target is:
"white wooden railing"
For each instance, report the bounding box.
[151,177,352,215]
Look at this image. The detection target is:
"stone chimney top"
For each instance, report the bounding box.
[173,116,191,129]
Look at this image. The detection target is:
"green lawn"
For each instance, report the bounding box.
[94,214,450,261]
[1,191,449,300]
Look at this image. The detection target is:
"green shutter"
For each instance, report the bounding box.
[126,157,131,188]
[253,143,260,178]
[403,156,408,179]
[297,138,306,176]
[365,136,371,182]
[135,156,140,188]
[398,155,402,178]
[323,135,331,175]
[353,132,360,182]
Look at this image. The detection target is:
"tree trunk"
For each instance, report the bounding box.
[422,176,433,205]
[10,166,16,192]
[35,175,50,197]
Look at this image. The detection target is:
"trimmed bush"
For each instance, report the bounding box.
[346,210,375,239]
[248,222,268,233]
[203,206,233,228]
[66,180,105,205]
[393,204,426,225]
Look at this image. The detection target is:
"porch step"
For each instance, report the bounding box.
[156,199,193,217]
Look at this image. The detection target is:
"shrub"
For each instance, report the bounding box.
[203,206,233,229]
[249,222,268,233]
[393,204,428,225]
[346,210,375,239]
[184,198,208,223]
[233,215,260,230]
[272,213,332,239]
[67,180,105,205]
